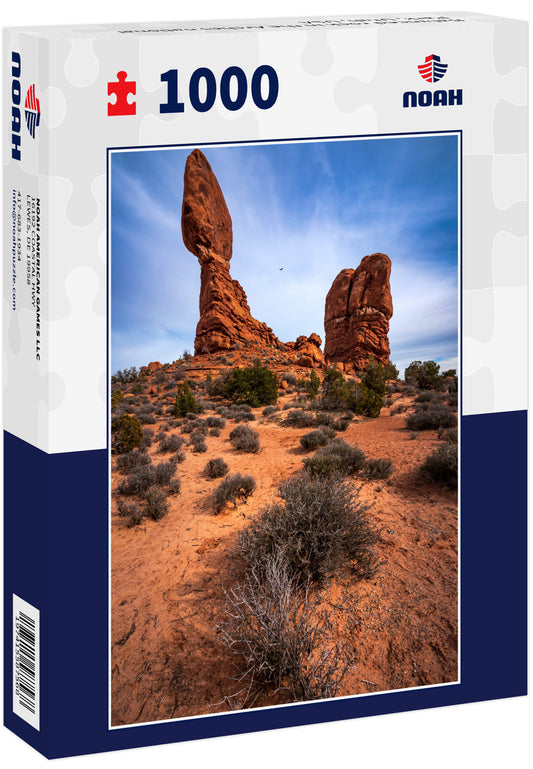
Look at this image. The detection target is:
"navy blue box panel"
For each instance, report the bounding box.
[3,409,527,758]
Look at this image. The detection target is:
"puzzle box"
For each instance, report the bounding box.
[3,11,527,759]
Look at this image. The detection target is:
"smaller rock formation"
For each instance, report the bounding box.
[324,253,393,371]
[140,361,163,375]
[284,333,325,368]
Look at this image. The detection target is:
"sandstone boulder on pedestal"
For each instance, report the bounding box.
[324,253,393,371]
[181,148,280,354]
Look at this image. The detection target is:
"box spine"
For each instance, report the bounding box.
[3,28,50,757]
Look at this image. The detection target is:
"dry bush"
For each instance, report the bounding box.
[420,444,458,488]
[158,433,185,453]
[299,427,336,451]
[219,551,351,705]
[144,487,169,521]
[204,457,229,479]
[213,473,256,513]
[117,459,177,495]
[239,474,380,585]
[205,416,226,429]
[406,404,456,431]
[229,425,261,453]
[283,409,316,428]
[303,438,366,478]
[190,432,208,453]
[363,457,393,480]
[115,450,152,475]
[116,499,144,527]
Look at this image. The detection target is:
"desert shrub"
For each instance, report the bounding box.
[219,552,349,703]
[363,457,393,480]
[283,409,316,428]
[115,450,152,475]
[406,405,456,431]
[300,427,336,451]
[220,362,278,407]
[319,368,383,417]
[319,368,353,411]
[383,361,399,380]
[174,381,199,417]
[112,366,142,386]
[351,382,383,418]
[112,414,144,454]
[209,427,221,437]
[204,457,229,479]
[116,499,144,527]
[167,477,181,495]
[405,360,444,390]
[230,402,252,413]
[152,459,178,486]
[172,450,186,464]
[205,416,226,429]
[117,465,157,496]
[332,417,350,432]
[111,390,124,410]
[144,487,169,520]
[137,412,157,425]
[438,427,458,444]
[415,390,444,404]
[185,411,199,420]
[119,458,178,496]
[283,372,298,386]
[239,474,380,584]
[314,412,335,427]
[190,432,208,453]
[229,424,261,453]
[420,444,458,488]
[446,392,458,408]
[113,401,135,417]
[262,405,279,417]
[361,356,388,396]
[140,428,154,450]
[158,433,185,453]
[303,438,366,478]
[306,369,321,399]
[391,404,406,415]
[233,410,256,422]
[213,473,256,513]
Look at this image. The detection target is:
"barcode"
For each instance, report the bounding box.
[13,594,40,730]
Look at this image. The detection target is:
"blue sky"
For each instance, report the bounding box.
[111,134,459,377]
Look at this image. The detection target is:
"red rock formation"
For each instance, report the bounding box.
[324,253,393,370]
[140,361,162,375]
[181,148,280,354]
[285,333,325,368]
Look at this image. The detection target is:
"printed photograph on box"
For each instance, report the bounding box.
[109,133,459,726]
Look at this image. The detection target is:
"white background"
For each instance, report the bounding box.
[1,0,531,766]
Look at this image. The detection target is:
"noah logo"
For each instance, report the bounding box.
[418,54,448,84]
[24,84,41,138]
[403,53,462,108]
[11,52,22,160]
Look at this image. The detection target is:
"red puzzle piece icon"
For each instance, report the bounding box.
[107,71,136,116]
